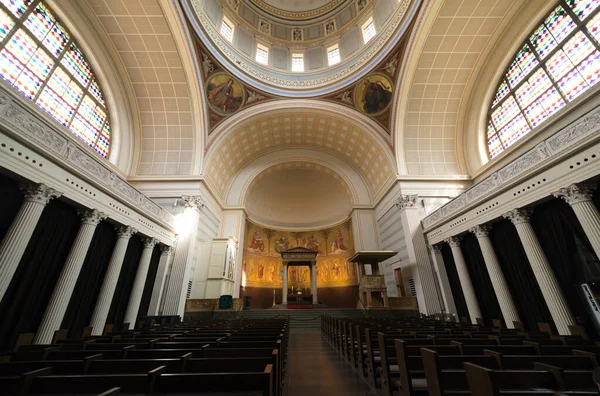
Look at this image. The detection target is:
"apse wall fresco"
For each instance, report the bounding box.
[241,219,357,288]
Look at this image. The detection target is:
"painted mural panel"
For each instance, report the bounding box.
[242,219,357,288]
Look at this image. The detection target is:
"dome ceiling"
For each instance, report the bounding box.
[258,0,341,15]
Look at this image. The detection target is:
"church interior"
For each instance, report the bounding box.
[0,0,599,394]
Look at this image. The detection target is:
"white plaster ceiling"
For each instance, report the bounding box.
[396,0,520,176]
[260,0,335,12]
[245,167,352,230]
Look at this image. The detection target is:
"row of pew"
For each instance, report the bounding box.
[0,317,289,395]
[322,315,599,396]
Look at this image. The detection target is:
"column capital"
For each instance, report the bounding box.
[395,194,419,210]
[115,225,137,239]
[23,183,62,205]
[181,195,205,211]
[160,245,175,255]
[469,225,491,238]
[553,183,595,205]
[429,244,443,253]
[503,208,532,224]
[78,209,107,226]
[142,237,158,249]
[444,236,462,248]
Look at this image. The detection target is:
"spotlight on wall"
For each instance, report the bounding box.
[173,210,194,236]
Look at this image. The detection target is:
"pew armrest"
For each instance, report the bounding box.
[96,387,120,396]
[533,363,565,391]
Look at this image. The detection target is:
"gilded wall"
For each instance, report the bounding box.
[242,219,357,288]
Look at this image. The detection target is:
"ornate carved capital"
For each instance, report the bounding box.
[469,225,491,238]
[161,245,175,255]
[115,225,137,239]
[503,208,532,225]
[429,244,443,253]
[444,236,462,248]
[23,183,62,205]
[395,194,418,210]
[142,237,158,249]
[553,183,595,205]
[79,209,107,226]
[181,195,205,211]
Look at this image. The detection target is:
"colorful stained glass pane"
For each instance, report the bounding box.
[2,0,34,18]
[487,120,496,138]
[70,114,97,146]
[528,68,553,98]
[94,122,110,157]
[61,43,91,86]
[506,59,524,88]
[563,31,595,66]
[576,49,600,84]
[36,86,70,125]
[545,6,576,44]
[77,95,95,122]
[24,2,55,42]
[568,0,600,21]
[530,24,558,59]
[524,100,549,128]
[539,86,566,116]
[63,81,82,108]
[498,113,531,148]
[515,44,539,75]
[6,28,36,64]
[586,13,600,43]
[14,66,41,97]
[27,47,52,79]
[42,22,68,57]
[547,49,575,80]
[557,67,590,100]
[491,96,520,129]
[515,81,537,108]
[47,67,70,94]
[90,105,105,129]
[488,134,503,158]
[88,78,105,106]
[0,8,15,42]
[0,48,23,82]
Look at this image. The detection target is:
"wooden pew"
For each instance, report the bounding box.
[464,362,560,396]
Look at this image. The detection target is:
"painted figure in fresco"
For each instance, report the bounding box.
[301,267,309,283]
[333,260,341,281]
[257,261,264,280]
[268,263,275,282]
[274,236,289,254]
[361,79,392,114]
[319,261,328,282]
[289,266,297,283]
[306,235,320,253]
[331,229,347,254]
[247,259,254,279]
[208,79,235,112]
[249,230,265,252]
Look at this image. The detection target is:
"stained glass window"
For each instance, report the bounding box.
[487,0,600,159]
[0,0,110,157]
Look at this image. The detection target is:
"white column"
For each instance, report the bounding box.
[311,262,318,304]
[123,237,158,329]
[162,196,203,316]
[553,183,600,259]
[469,225,520,329]
[89,226,137,335]
[33,209,106,344]
[0,183,61,303]
[429,244,457,316]
[282,263,288,305]
[503,209,575,335]
[445,236,482,324]
[397,195,442,314]
[147,245,174,316]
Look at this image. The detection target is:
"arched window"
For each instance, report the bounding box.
[487,0,600,159]
[0,0,110,157]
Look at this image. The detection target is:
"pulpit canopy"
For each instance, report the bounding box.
[348,251,398,265]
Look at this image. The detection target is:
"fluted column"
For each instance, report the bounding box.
[162,196,203,316]
[147,245,174,316]
[504,209,575,335]
[397,194,442,314]
[282,263,288,304]
[311,262,318,304]
[429,244,457,316]
[469,225,520,328]
[123,237,158,329]
[89,226,137,335]
[33,209,107,344]
[553,183,600,259]
[0,184,62,303]
[445,236,482,324]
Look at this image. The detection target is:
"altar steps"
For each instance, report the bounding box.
[225,309,366,330]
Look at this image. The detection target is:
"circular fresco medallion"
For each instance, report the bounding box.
[353,73,393,116]
[206,73,245,115]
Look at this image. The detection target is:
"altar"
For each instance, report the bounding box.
[280,247,319,305]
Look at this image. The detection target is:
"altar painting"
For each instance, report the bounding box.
[242,219,357,288]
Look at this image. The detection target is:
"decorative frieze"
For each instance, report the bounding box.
[181,195,205,211]
[395,194,418,210]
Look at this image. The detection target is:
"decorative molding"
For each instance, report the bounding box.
[246,90,266,104]
[395,194,418,210]
[469,225,490,238]
[444,236,461,248]
[116,225,137,239]
[429,244,442,253]
[422,106,600,229]
[142,237,159,249]
[552,183,595,205]
[181,195,205,211]
[0,86,175,229]
[161,245,176,255]
[79,209,107,226]
[23,183,62,205]
[248,0,345,20]
[502,208,532,225]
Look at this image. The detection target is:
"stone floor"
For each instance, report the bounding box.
[283,329,378,396]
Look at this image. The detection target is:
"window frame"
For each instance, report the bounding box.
[486,0,600,160]
[220,14,235,43]
[255,42,269,65]
[361,16,376,44]
[327,43,341,66]
[291,51,305,72]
